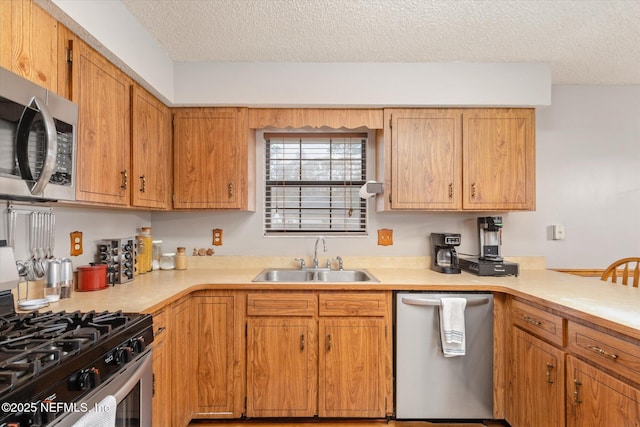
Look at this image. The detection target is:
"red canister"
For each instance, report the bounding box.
[76,264,108,291]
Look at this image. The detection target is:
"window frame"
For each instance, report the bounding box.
[263,132,368,236]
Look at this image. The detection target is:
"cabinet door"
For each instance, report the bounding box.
[388,109,462,209]
[173,108,249,209]
[131,84,171,209]
[0,0,58,92]
[69,37,131,205]
[246,318,317,417]
[170,298,194,427]
[567,355,640,427]
[508,327,564,427]
[318,318,386,417]
[191,295,243,418]
[151,334,170,426]
[462,109,535,210]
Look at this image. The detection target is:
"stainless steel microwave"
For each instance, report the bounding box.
[0,67,78,202]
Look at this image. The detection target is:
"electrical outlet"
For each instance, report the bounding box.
[377,229,393,246]
[212,229,223,246]
[70,231,83,255]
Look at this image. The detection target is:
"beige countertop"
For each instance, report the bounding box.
[17,256,640,340]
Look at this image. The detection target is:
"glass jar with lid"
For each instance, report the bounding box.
[159,253,175,270]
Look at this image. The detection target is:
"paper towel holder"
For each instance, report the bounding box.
[359,181,384,199]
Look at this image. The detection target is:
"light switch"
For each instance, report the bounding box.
[552,225,565,240]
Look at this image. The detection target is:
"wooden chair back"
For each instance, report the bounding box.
[600,257,640,287]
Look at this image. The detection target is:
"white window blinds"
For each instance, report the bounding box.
[264,133,367,235]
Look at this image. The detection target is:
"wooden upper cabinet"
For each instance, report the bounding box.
[380,108,535,212]
[173,108,253,210]
[386,109,462,210]
[0,0,58,92]
[463,109,536,210]
[67,35,132,206]
[131,84,171,209]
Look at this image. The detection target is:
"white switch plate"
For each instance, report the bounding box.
[552,224,565,240]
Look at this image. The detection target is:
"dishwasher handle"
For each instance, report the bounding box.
[401,296,490,307]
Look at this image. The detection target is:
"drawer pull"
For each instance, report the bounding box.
[546,363,554,384]
[154,326,166,337]
[573,380,582,404]
[522,316,542,326]
[587,344,619,360]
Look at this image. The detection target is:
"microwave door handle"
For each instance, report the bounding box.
[16,96,58,195]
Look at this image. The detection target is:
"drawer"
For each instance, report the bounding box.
[151,308,168,344]
[568,321,640,385]
[511,298,565,347]
[247,293,317,316]
[319,293,387,316]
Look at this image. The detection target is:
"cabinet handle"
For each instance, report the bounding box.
[300,334,305,351]
[587,344,619,360]
[573,380,582,405]
[228,183,233,198]
[545,363,554,384]
[471,183,476,198]
[121,170,128,190]
[448,183,453,199]
[522,316,542,326]
[327,334,332,351]
[154,326,166,337]
[140,175,146,193]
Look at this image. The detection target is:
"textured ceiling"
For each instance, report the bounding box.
[120,0,640,84]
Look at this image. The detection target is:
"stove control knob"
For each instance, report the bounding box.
[115,346,133,364]
[70,367,101,390]
[130,336,146,353]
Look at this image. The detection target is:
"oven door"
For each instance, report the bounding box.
[50,349,152,427]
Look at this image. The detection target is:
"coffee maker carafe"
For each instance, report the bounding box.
[430,233,461,274]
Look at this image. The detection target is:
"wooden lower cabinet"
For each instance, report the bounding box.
[245,291,392,419]
[191,292,244,418]
[150,308,170,426]
[318,318,386,417]
[508,327,565,427]
[170,297,194,427]
[566,355,640,427]
[247,318,318,417]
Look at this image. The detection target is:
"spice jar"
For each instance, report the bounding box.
[159,253,175,270]
[175,247,187,270]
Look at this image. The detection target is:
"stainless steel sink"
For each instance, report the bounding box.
[252,268,378,283]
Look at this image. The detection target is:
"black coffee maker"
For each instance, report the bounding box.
[430,233,462,274]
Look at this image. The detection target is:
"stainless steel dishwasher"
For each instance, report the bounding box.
[395,292,494,420]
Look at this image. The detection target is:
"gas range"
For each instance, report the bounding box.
[0,290,153,426]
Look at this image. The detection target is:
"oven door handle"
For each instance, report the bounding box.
[113,350,152,403]
[16,96,58,195]
[401,296,490,307]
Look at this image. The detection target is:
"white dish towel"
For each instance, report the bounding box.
[439,297,467,357]
[71,395,117,427]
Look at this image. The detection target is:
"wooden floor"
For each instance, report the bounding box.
[189,420,509,427]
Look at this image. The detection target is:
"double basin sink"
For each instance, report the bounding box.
[252,268,378,283]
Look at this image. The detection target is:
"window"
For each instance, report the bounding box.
[264,133,367,235]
